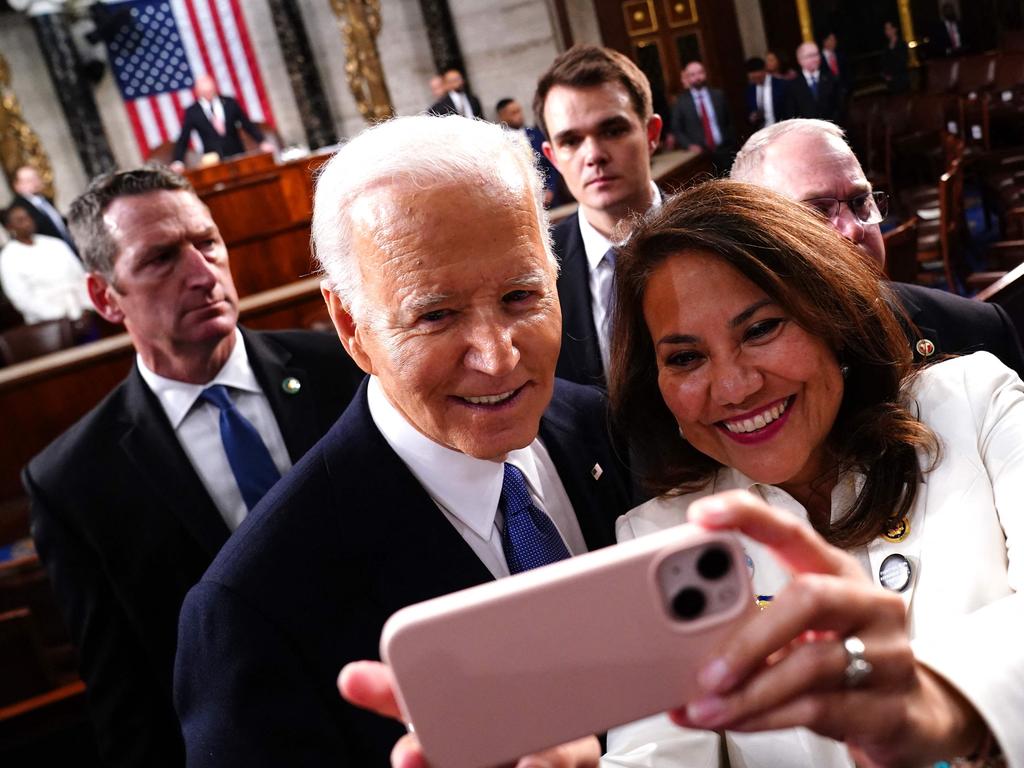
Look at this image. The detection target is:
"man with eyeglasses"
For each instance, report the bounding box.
[731,118,1024,376]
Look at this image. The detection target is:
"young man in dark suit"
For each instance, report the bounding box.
[427,67,484,119]
[23,167,365,768]
[173,115,631,767]
[533,45,663,387]
[745,56,788,130]
[730,118,1024,376]
[171,74,273,169]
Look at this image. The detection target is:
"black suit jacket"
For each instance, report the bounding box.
[24,329,365,768]
[172,96,265,162]
[12,192,76,253]
[428,90,484,119]
[744,77,789,128]
[671,88,736,151]
[782,68,841,123]
[553,213,605,387]
[890,282,1024,376]
[174,378,632,767]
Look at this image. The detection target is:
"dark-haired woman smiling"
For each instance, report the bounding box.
[604,180,1022,768]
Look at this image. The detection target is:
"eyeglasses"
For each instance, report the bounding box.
[801,191,889,226]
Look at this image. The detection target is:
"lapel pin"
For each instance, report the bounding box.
[915,338,936,358]
[590,463,603,480]
[281,377,302,395]
[882,515,910,543]
[879,553,912,592]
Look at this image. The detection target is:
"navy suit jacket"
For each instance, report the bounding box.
[744,77,789,128]
[25,329,365,768]
[782,68,841,123]
[174,378,632,767]
[172,96,265,162]
[890,282,1024,376]
[553,212,605,387]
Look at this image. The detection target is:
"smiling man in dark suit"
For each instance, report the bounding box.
[731,118,1024,376]
[171,74,273,169]
[23,167,364,767]
[532,46,663,388]
[173,115,631,767]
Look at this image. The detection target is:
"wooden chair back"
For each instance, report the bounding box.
[0,319,75,367]
[883,217,919,284]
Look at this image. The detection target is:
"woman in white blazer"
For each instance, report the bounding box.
[604,180,1020,768]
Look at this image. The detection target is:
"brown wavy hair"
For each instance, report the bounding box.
[608,180,938,548]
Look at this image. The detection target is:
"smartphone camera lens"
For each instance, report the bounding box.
[697,546,732,581]
[672,587,706,621]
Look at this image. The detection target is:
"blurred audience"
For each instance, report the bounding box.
[783,42,842,123]
[744,57,788,130]
[929,1,966,57]
[496,96,566,207]
[0,202,91,326]
[11,164,77,254]
[428,67,484,119]
[764,50,796,80]
[671,60,736,174]
[881,20,911,93]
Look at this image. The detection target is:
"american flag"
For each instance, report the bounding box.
[102,0,274,158]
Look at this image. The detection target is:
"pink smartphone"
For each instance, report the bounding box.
[380,523,755,768]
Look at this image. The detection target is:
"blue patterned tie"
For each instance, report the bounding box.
[810,74,819,98]
[499,463,570,573]
[199,385,281,511]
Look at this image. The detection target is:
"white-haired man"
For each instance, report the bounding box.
[731,118,1024,376]
[173,115,632,766]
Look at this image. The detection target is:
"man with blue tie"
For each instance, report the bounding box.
[782,42,841,123]
[173,115,632,767]
[23,167,364,768]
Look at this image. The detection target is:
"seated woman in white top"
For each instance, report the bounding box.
[603,179,1020,768]
[1,202,91,324]
[334,180,1020,768]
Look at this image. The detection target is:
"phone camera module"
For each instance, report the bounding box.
[697,546,732,581]
[671,587,706,621]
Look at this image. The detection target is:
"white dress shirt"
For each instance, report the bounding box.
[759,75,777,125]
[689,88,723,146]
[449,90,476,119]
[0,235,90,323]
[367,375,586,578]
[137,328,291,531]
[578,182,662,373]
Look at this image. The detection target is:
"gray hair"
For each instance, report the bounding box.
[68,166,194,277]
[730,118,848,184]
[311,114,553,321]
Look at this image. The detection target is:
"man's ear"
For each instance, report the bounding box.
[541,140,558,170]
[646,114,664,153]
[87,273,125,324]
[322,282,374,375]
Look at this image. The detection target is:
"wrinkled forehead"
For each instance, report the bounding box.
[105,190,213,253]
[763,133,866,199]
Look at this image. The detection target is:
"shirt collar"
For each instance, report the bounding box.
[366,375,546,539]
[578,182,663,272]
[136,328,260,428]
[713,465,863,525]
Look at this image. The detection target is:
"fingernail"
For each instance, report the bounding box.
[698,658,734,692]
[687,696,727,726]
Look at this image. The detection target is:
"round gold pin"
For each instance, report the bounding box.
[281,377,301,395]
[882,515,910,543]
[915,338,936,357]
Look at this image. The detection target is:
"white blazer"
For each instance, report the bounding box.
[605,353,1024,768]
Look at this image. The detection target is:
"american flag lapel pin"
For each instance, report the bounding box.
[591,463,603,480]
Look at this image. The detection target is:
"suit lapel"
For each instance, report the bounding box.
[555,214,604,383]
[890,284,941,363]
[242,330,323,463]
[119,368,229,558]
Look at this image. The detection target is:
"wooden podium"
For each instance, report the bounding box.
[185,150,333,297]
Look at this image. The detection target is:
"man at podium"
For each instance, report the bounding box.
[170,75,273,171]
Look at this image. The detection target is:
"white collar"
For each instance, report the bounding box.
[578,182,662,272]
[366,375,546,540]
[712,465,863,525]
[136,328,260,428]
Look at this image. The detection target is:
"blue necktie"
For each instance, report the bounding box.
[810,74,819,98]
[199,385,281,511]
[499,463,570,573]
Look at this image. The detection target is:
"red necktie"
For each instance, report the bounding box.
[828,52,839,76]
[697,93,716,150]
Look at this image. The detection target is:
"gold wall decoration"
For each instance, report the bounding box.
[795,0,813,43]
[664,0,698,28]
[0,52,55,200]
[330,0,395,124]
[623,0,658,37]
